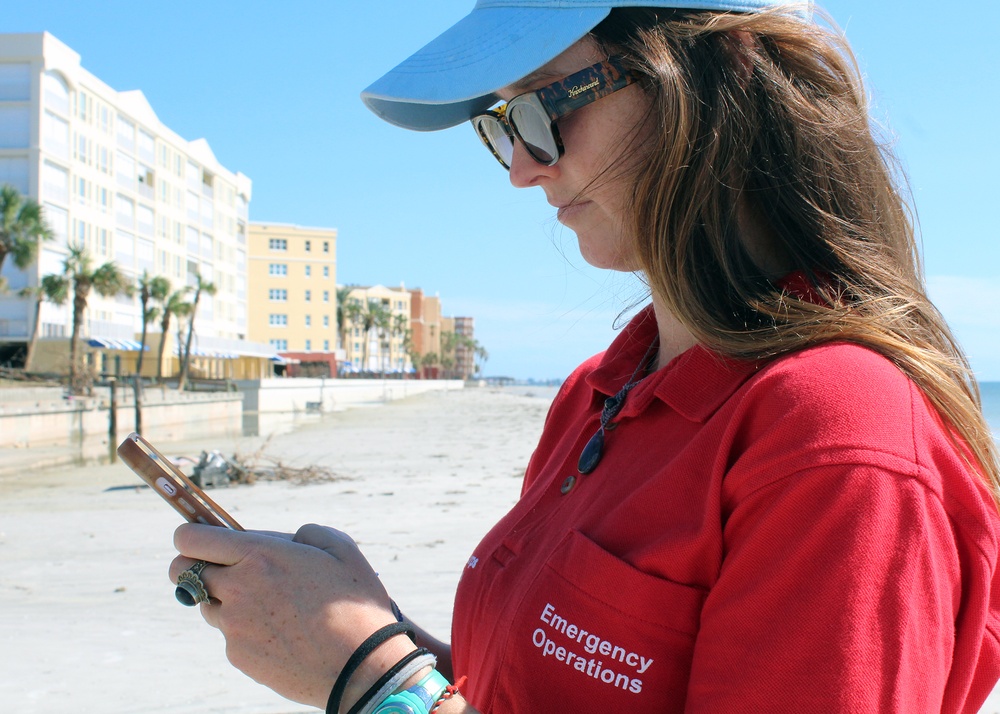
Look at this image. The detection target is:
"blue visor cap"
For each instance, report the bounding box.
[361,0,810,131]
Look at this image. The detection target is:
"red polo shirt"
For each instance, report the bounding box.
[451,306,1000,712]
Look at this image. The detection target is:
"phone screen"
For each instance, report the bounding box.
[118,432,244,530]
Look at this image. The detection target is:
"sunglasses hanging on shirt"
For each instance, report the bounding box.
[578,337,659,475]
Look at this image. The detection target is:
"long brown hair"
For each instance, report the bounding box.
[591,7,1000,503]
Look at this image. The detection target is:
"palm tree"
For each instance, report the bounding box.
[420,351,439,380]
[372,302,392,376]
[441,330,458,379]
[18,274,68,372]
[136,271,171,377]
[156,288,191,382]
[391,313,409,372]
[62,245,133,393]
[474,342,490,376]
[0,184,53,293]
[177,273,216,391]
[342,296,365,372]
[335,285,355,351]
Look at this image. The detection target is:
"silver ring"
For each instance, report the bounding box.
[175,560,210,607]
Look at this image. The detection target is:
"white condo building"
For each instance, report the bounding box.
[0,32,273,378]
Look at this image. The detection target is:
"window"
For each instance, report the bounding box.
[97,145,110,174]
[323,315,329,328]
[116,194,134,228]
[76,90,90,122]
[305,290,311,302]
[187,190,199,222]
[269,314,288,327]
[76,134,90,165]
[305,315,311,327]
[0,64,31,102]
[323,291,329,303]
[323,266,329,278]
[270,339,288,351]
[305,340,312,351]
[269,263,288,276]
[269,289,287,301]
[116,115,135,150]
[136,203,154,237]
[304,240,311,252]
[0,106,31,150]
[43,72,70,116]
[304,265,311,278]
[42,112,69,158]
[138,129,155,163]
[75,219,87,246]
[323,340,329,351]
[118,151,136,190]
[269,238,287,251]
[137,237,154,273]
[323,241,329,253]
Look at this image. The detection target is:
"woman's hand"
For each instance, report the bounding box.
[169,523,416,709]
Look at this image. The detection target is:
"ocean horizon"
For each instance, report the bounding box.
[509,381,1000,440]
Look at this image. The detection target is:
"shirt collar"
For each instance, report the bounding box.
[585,304,761,424]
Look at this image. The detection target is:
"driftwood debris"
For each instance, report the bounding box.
[224,437,350,487]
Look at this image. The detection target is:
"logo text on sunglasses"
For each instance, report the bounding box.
[568,79,601,98]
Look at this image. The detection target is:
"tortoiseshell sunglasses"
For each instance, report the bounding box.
[471,57,638,170]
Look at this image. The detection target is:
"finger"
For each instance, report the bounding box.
[250,529,295,541]
[199,599,222,628]
[168,554,203,584]
[293,523,357,556]
[174,522,270,566]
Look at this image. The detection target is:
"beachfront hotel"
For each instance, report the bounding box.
[0,32,277,380]
[340,283,415,375]
[246,222,339,376]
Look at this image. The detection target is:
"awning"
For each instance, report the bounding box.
[189,348,240,359]
[87,338,147,351]
[272,355,301,365]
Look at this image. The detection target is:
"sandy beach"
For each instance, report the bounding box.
[2,384,999,713]
[0,387,552,714]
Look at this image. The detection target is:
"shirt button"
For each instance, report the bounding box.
[560,475,577,495]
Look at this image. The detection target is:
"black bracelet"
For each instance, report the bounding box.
[346,647,431,714]
[326,621,416,714]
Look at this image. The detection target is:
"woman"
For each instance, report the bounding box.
[171,1,1000,712]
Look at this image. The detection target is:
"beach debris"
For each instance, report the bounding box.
[222,437,350,487]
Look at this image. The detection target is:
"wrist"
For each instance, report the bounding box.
[341,637,423,713]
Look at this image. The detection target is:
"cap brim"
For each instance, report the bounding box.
[361,5,611,132]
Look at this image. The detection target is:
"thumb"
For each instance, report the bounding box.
[293,523,360,560]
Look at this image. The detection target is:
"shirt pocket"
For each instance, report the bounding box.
[489,529,707,713]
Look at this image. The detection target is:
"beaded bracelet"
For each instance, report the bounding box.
[327,622,416,714]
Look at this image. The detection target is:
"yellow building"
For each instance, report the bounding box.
[247,223,338,355]
[341,284,412,374]
[0,32,280,382]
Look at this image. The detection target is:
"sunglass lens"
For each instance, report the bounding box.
[476,117,514,168]
[509,103,557,164]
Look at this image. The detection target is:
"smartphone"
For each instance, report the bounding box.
[118,432,244,530]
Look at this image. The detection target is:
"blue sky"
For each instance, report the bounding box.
[4,1,998,380]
